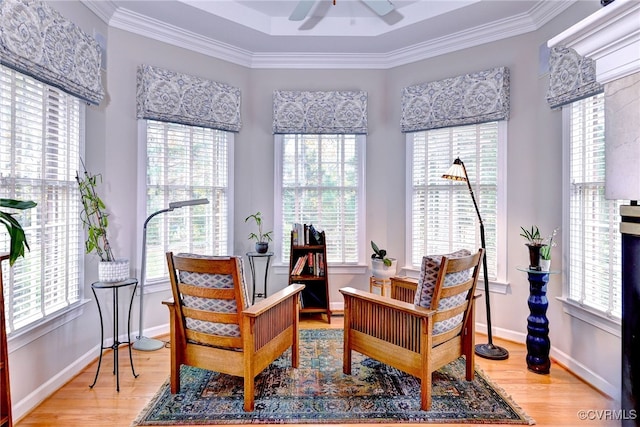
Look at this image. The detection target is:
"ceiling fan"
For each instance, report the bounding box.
[289,0,395,21]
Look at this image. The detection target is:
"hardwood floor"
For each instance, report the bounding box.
[16,315,617,427]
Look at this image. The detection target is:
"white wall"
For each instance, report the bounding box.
[9,0,619,421]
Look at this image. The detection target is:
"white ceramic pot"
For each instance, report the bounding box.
[371,258,397,279]
[539,258,551,272]
[98,259,130,283]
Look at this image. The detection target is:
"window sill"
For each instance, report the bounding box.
[144,279,171,294]
[558,297,621,337]
[7,299,92,353]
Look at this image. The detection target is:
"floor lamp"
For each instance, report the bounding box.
[442,158,509,360]
[133,198,210,351]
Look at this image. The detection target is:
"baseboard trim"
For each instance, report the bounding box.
[13,325,171,422]
[13,345,99,422]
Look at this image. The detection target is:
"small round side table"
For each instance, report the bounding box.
[246,251,274,304]
[90,278,139,391]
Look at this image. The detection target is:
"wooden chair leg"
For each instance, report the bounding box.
[420,372,432,411]
[343,298,352,375]
[169,342,181,393]
[244,378,255,411]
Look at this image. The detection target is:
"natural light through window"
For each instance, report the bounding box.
[408,122,504,280]
[566,93,621,319]
[0,65,82,334]
[143,120,231,284]
[276,134,365,265]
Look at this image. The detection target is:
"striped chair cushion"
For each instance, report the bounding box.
[414,249,471,335]
[177,254,250,338]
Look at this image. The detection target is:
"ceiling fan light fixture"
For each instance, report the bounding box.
[288,0,395,21]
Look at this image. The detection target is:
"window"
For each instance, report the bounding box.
[0,65,82,334]
[565,93,621,319]
[142,120,232,284]
[407,122,505,280]
[275,134,365,265]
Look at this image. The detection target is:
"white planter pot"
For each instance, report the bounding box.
[371,258,397,279]
[539,258,551,272]
[98,259,130,283]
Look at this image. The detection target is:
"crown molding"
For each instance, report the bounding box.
[548,0,640,84]
[82,0,575,70]
[110,7,254,68]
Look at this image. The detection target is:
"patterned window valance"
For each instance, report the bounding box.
[0,0,104,105]
[546,46,603,110]
[273,90,368,134]
[401,67,510,133]
[136,64,242,132]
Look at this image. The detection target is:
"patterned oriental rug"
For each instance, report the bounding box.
[132,329,534,425]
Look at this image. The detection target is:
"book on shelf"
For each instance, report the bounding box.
[291,254,307,276]
[291,223,324,246]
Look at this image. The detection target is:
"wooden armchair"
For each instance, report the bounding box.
[164,252,304,411]
[340,248,484,411]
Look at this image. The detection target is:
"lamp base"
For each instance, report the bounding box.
[132,336,165,351]
[475,342,509,360]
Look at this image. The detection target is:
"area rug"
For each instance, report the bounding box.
[132,329,534,425]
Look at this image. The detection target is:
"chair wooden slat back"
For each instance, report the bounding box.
[429,250,483,346]
[168,254,248,349]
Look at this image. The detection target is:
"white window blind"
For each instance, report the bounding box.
[0,65,82,333]
[567,93,622,318]
[277,134,364,264]
[144,120,230,283]
[409,122,499,279]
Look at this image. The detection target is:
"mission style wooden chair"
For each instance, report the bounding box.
[340,248,484,411]
[164,252,305,411]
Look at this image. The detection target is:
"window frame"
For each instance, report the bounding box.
[136,120,235,293]
[404,121,509,292]
[1,65,88,349]
[560,96,621,336]
[273,133,367,273]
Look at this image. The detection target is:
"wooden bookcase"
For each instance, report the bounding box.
[0,253,12,427]
[288,226,331,323]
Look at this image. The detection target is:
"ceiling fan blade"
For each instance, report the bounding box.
[362,0,395,16]
[289,0,316,21]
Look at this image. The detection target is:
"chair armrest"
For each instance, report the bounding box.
[162,298,175,307]
[340,287,435,318]
[243,283,305,318]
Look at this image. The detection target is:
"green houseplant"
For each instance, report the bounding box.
[0,198,37,266]
[371,241,397,279]
[520,226,547,270]
[245,212,273,254]
[539,227,559,271]
[76,164,128,282]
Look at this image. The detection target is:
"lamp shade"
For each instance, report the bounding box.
[442,158,467,182]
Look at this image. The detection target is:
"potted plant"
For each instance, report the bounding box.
[539,227,559,271]
[0,198,37,266]
[245,212,273,254]
[520,226,547,270]
[76,164,129,282]
[370,240,397,279]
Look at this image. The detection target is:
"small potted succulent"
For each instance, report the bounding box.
[370,240,397,279]
[539,227,559,271]
[245,212,273,254]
